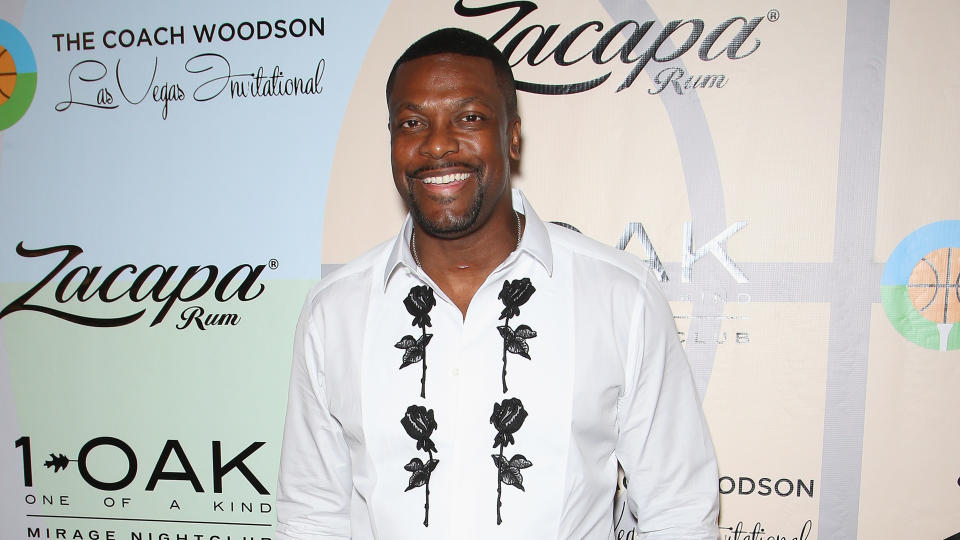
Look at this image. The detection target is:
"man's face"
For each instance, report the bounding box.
[388,53,520,238]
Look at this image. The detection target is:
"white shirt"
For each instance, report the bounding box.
[276,190,719,540]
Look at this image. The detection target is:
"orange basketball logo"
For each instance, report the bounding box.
[882,221,960,351]
[0,45,16,106]
[0,20,37,130]
[908,247,960,324]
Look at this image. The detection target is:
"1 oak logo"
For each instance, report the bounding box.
[15,436,269,494]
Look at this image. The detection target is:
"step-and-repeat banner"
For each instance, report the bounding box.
[1,1,957,539]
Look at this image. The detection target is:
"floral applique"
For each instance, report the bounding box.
[490,398,532,525]
[496,278,537,393]
[396,285,436,398]
[401,405,439,527]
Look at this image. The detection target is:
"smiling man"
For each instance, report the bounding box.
[276,28,719,539]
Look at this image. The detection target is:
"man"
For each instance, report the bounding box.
[276,28,719,539]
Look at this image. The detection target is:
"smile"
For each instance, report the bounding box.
[420,172,471,185]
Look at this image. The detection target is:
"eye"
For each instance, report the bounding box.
[399,118,422,129]
[461,113,483,123]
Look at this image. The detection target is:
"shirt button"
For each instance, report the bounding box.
[452,367,460,376]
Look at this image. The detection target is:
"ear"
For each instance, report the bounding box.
[508,118,521,161]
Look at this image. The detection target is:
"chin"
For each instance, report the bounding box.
[409,191,485,237]
[415,213,479,237]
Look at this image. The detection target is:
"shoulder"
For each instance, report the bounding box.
[545,222,658,292]
[301,238,393,317]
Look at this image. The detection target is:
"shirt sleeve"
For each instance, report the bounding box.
[616,281,720,540]
[275,300,353,540]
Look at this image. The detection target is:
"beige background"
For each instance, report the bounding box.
[702,302,828,535]
[858,306,960,539]
[320,1,960,537]
[876,0,960,261]
[322,1,847,266]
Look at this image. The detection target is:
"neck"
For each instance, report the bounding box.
[415,211,521,272]
[412,207,524,316]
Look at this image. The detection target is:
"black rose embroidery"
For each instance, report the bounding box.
[404,285,436,328]
[490,397,528,448]
[490,398,532,525]
[496,278,537,393]
[396,285,436,398]
[498,278,535,320]
[401,405,439,526]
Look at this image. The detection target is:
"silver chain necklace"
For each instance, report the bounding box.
[412,210,522,268]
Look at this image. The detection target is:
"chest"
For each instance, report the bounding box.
[327,268,628,454]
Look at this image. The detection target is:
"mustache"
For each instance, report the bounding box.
[407,161,480,179]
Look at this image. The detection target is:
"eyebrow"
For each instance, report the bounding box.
[453,97,484,107]
[398,103,424,113]
[394,96,488,114]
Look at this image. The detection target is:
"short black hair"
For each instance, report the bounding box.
[386,27,518,118]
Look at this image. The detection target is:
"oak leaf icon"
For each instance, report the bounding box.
[44,453,70,473]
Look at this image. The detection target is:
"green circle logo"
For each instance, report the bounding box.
[881,221,960,351]
[0,20,37,130]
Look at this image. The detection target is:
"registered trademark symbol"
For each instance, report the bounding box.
[268,258,279,270]
[767,9,780,22]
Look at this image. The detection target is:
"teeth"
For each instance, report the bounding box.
[422,172,470,185]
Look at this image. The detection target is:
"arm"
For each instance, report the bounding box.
[275,301,353,540]
[616,282,719,540]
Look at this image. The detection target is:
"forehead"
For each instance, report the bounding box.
[388,53,504,112]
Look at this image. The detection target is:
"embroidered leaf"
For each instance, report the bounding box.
[505,336,530,359]
[400,346,424,368]
[395,335,417,349]
[417,333,433,347]
[493,432,505,448]
[498,325,532,359]
[492,454,508,469]
[499,467,525,491]
[405,468,432,491]
[514,325,537,339]
[509,454,533,469]
[404,458,424,472]
[424,458,439,473]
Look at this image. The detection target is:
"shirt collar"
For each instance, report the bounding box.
[382,189,554,289]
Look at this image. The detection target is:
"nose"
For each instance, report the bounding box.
[420,124,458,159]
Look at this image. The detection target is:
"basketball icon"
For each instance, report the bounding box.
[882,221,960,352]
[908,248,960,324]
[0,45,15,106]
[0,20,37,130]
